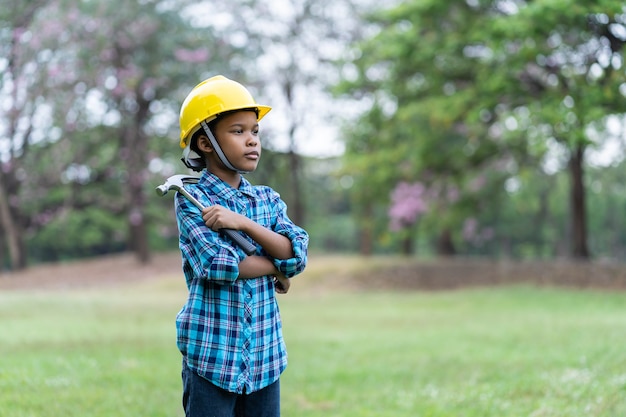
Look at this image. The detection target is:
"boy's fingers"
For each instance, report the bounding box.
[272,276,289,294]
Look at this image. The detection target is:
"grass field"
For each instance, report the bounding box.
[1,256,626,416]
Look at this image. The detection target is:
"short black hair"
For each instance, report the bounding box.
[189,127,205,158]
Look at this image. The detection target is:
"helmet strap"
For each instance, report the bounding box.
[181,146,205,172]
[200,121,249,174]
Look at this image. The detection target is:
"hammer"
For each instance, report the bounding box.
[156,174,257,255]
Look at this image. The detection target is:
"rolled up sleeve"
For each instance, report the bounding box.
[176,193,246,285]
[270,198,309,278]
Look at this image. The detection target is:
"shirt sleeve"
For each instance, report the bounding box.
[175,192,246,285]
[267,191,309,278]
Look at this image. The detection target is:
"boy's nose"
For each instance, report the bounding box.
[246,133,258,145]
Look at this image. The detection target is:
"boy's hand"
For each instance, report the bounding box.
[273,274,290,294]
[202,205,247,231]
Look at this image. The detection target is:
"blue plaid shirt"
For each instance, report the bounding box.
[174,171,308,394]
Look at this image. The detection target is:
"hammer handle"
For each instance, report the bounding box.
[177,188,257,256]
[220,228,257,256]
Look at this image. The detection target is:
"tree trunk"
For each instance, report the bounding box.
[0,171,26,270]
[129,214,150,263]
[401,234,414,255]
[1,11,34,271]
[436,228,456,256]
[283,75,305,227]
[569,144,589,259]
[359,202,374,256]
[122,99,151,264]
[287,149,305,226]
[535,184,550,256]
[127,156,150,264]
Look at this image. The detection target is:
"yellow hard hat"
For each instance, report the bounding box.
[179,75,272,148]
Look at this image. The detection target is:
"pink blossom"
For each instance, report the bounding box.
[388,181,429,231]
[446,186,460,203]
[463,217,478,241]
[463,218,494,246]
[174,48,210,63]
[469,175,486,192]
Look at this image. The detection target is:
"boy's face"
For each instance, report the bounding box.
[211,110,261,173]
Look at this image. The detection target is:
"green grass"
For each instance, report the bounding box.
[1,276,626,416]
[282,288,626,416]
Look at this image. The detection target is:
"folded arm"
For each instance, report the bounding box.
[202,205,294,260]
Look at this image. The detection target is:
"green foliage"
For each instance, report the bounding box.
[307,213,357,253]
[0,0,241,266]
[28,207,127,262]
[586,163,626,258]
[6,0,626,264]
[336,0,626,258]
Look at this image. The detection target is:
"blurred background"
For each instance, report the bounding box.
[2,0,626,271]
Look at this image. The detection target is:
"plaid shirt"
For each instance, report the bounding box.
[174,171,308,394]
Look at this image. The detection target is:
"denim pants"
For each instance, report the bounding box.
[182,359,280,417]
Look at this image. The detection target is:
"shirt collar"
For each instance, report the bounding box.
[199,171,255,199]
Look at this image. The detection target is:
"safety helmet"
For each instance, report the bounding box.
[179,75,271,149]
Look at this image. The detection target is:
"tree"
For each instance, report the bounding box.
[337,103,404,255]
[0,0,63,269]
[388,181,429,254]
[336,1,513,255]
[0,0,235,269]
[486,1,626,258]
[61,0,228,263]
[337,0,626,259]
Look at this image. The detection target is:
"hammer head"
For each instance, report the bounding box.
[155,174,199,196]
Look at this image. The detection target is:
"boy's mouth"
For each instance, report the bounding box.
[245,151,260,160]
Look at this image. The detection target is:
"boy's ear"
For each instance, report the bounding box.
[196,135,213,153]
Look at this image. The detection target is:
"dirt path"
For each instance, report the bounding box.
[0,252,182,290]
[2,252,626,292]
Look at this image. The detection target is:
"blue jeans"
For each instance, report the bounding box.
[182,359,280,417]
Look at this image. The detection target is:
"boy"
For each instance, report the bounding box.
[174,75,309,417]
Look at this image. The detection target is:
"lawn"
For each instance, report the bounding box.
[282,288,626,416]
[1,257,626,416]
